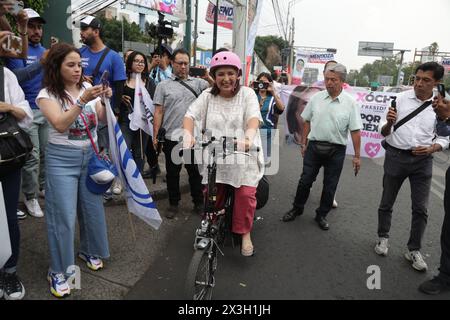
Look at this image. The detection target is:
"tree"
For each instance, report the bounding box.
[254,35,289,71]
[96,15,154,53]
[24,0,48,13]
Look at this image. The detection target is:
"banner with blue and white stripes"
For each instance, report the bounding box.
[105,99,162,230]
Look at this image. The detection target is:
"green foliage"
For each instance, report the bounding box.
[96,15,154,53]
[23,0,49,13]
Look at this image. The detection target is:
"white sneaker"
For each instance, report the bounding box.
[374,237,389,256]
[24,198,44,218]
[112,179,122,195]
[332,198,338,208]
[17,209,27,220]
[404,250,428,271]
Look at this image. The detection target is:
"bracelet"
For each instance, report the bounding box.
[76,98,86,110]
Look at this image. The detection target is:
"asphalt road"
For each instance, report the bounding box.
[126,125,450,301]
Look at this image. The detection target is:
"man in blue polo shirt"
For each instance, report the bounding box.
[6,8,47,219]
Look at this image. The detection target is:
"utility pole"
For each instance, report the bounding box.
[192,0,199,66]
[232,0,248,83]
[213,0,219,54]
[396,50,405,86]
[184,0,192,56]
[289,18,295,73]
[120,1,126,55]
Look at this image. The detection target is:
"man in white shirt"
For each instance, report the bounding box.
[374,62,449,272]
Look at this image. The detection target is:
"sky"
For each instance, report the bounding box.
[194,0,450,71]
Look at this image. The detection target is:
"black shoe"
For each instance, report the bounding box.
[315,215,329,230]
[3,272,25,300]
[419,276,450,295]
[193,202,203,215]
[281,207,303,222]
[165,204,179,219]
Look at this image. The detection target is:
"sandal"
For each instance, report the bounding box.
[241,241,254,257]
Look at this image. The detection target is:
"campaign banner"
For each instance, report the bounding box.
[282,85,394,158]
[292,50,335,85]
[205,0,234,30]
[245,0,264,84]
[128,0,186,19]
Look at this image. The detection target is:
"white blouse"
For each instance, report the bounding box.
[185,87,264,188]
[3,67,33,129]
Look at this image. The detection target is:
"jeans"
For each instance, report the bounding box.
[377,147,432,251]
[162,140,203,206]
[293,141,346,218]
[45,143,110,275]
[21,109,48,200]
[120,121,149,174]
[438,166,450,281]
[0,169,21,272]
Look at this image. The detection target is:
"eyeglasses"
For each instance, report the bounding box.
[133,60,146,65]
[173,61,189,66]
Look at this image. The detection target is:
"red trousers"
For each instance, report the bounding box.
[205,184,257,235]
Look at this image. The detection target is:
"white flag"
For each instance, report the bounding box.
[106,99,162,230]
[129,73,154,136]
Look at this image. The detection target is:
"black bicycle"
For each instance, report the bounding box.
[184,136,252,300]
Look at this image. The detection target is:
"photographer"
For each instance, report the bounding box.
[149,44,172,85]
[0,1,28,59]
[5,8,48,219]
[253,72,284,163]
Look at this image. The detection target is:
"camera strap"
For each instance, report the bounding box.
[393,100,432,132]
[92,47,111,79]
[174,78,199,98]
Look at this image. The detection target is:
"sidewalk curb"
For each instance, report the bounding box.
[103,182,191,207]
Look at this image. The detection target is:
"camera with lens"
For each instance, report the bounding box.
[252,81,269,91]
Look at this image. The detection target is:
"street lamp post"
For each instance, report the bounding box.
[120,1,127,55]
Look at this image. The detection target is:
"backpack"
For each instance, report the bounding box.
[0,67,33,177]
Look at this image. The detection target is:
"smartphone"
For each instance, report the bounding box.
[1,34,22,54]
[390,96,397,111]
[189,67,206,78]
[99,70,109,88]
[437,83,446,98]
[10,0,23,15]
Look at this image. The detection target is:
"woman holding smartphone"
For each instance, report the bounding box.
[37,43,112,298]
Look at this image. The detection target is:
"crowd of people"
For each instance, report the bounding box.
[1,3,450,301]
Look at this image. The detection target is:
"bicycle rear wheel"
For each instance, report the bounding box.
[184,246,217,300]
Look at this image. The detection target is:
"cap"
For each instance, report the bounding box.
[159,43,173,56]
[85,156,118,194]
[24,8,46,24]
[80,16,101,29]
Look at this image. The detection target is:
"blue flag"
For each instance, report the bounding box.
[105,99,162,230]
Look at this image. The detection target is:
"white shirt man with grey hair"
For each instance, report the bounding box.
[282,63,362,230]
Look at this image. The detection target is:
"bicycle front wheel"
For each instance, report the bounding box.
[184,246,217,300]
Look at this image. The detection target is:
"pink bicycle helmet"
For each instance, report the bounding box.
[209,51,242,76]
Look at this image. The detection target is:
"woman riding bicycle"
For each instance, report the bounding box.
[183,51,264,257]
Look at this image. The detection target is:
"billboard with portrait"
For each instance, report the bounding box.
[128,0,185,19]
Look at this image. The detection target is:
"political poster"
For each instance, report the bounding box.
[205,0,233,30]
[282,85,395,159]
[128,0,186,19]
[292,50,335,85]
